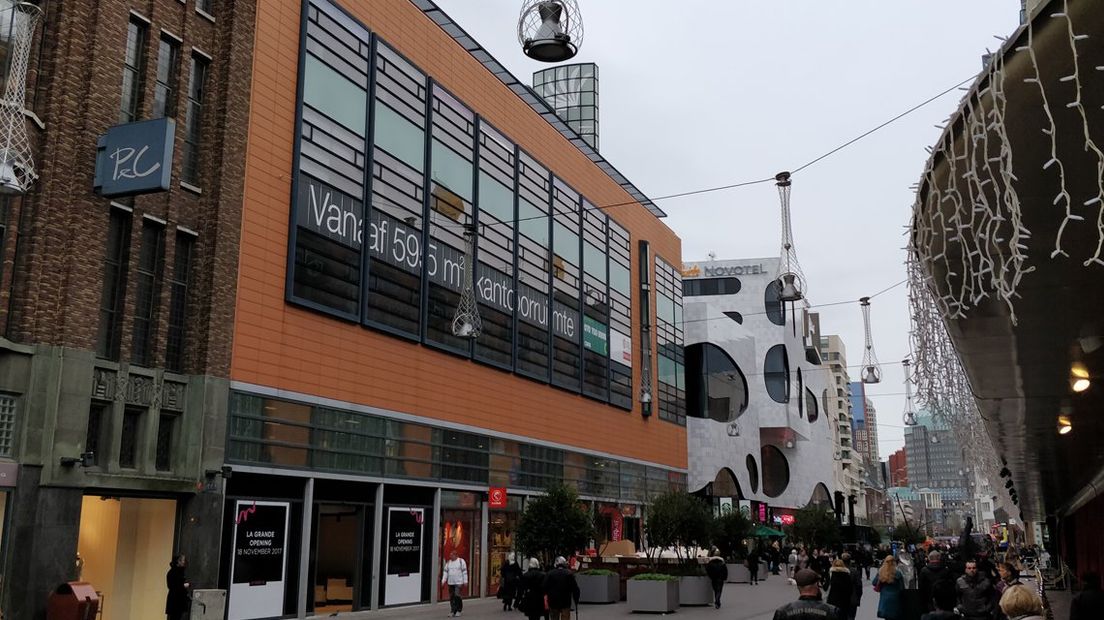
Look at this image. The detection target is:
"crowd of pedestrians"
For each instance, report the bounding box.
[496,554,580,620]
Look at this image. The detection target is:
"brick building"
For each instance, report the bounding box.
[0,1,255,618]
[889,447,908,487]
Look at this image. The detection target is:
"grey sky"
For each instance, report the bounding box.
[434,0,1020,460]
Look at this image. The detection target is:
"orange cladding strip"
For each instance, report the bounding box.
[235,0,685,469]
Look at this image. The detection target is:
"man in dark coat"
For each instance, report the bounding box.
[543,556,579,620]
[705,556,729,609]
[919,550,955,613]
[165,554,190,620]
[773,569,841,620]
[747,547,762,585]
[956,560,996,620]
[519,558,547,620]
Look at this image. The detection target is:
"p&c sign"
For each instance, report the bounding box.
[94,117,176,197]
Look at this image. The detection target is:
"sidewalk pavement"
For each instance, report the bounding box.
[306,574,885,620]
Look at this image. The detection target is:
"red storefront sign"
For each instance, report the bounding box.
[489,487,508,508]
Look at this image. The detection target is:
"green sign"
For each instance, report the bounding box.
[583,316,608,355]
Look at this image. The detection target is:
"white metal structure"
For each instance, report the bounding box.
[774,172,805,302]
[451,224,483,338]
[859,297,882,384]
[0,2,41,194]
[517,0,583,63]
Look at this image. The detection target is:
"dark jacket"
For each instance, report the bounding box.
[1070,586,1104,620]
[773,595,842,620]
[849,567,863,607]
[747,551,761,567]
[498,561,522,600]
[918,563,954,612]
[827,567,855,611]
[165,564,189,615]
[519,568,546,615]
[706,558,728,584]
[956,573,996,620]
[543,567,580,610]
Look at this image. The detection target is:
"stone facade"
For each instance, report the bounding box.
[0,1,255,617]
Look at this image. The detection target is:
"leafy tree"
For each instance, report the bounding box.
[644,491,713,566]
[889,524,927,546]
[786,506,842,549]
[515,484,594,568]
[712,509,753,562]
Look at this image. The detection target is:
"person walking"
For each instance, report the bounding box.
[706,555,729,609]
[827,559,856,620]
[519,558,546,620]
[921,581,960,620]
[788,548,799,577]
[165,554,191,620]
[957,559,997,620]
[498,552,523,611]
[773,569,842,620]
[442,550,469,617]
[843,553,863,620]
[918,550,955,613]
[543,557,579,620]
[995,562,1021,594]
[1070,572,1104,620]
[997,584,1045,620]
[747,546,762,585]
[873,555,905,620]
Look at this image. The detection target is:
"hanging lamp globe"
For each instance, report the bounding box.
[777,269,804,302]
[518,0,583,63]
[861,365,882,384]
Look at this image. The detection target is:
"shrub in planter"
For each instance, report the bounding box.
[627,574,679,612]
[577,569,619,604]
[644,491,713,566]
[515,483,594,569]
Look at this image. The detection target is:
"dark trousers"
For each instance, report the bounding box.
[448,585,463,614]
[712,582,724,607]
[749,565,759,584]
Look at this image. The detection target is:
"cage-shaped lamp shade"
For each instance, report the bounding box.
[777,272,804,302]
[519,1,582,63]
[861,364,882,384]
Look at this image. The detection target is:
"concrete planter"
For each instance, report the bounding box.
[627,578,679,613]
[578,573,620,604]
[678,575,713,606]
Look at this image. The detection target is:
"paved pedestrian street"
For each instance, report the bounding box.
[306,575,885,620]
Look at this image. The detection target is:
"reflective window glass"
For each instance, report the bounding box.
[304,54,366,135]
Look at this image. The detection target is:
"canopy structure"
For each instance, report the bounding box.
[752,524,785,538]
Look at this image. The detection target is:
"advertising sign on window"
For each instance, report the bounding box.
[583,316,608,356]
[227,500,289,620]
[609,328,632,367]
[385,507,425,605]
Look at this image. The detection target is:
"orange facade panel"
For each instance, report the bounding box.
[235,0,685,468]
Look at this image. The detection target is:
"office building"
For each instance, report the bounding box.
[820,335,866,523]
[533,63,599,150]
[889,448,908,487]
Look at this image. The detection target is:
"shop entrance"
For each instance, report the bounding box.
[438,492,482,601]
[76,496,177,620]
[310,503,370,613]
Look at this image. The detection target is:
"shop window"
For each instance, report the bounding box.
[764,280,786,326]
[119,407,143,469]
[764,344,790,403]
[0,394,15,457]
[760,445,790,498]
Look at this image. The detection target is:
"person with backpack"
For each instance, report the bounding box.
[442,550,469,618]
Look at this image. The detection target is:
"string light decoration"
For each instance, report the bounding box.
[451,224,482,338]
[902,358,918,426]
[774,171,806,302]
[859,297,881,384]
[0,3,42,194]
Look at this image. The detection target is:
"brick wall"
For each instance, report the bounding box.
[0,0,255,379]
[236,0,687,468]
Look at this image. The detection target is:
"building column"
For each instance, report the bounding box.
[370,484,384,610]
[479,499,489,598]
[430,488,441,604]
[296,478,314,619]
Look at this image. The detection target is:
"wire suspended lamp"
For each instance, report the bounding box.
[774,171,806,302]
[451,223,483,338]
[902,358,918,426]
[517,0,583,63]
[0,2,42,194]
[860,296,882,384]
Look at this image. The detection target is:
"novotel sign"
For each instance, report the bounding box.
[681,263,767,278]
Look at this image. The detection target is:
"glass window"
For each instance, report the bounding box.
[374,101,424,171]
[583,242,605,282]
[746,455,759,494]
[120,18,148,123]
[119,407,142,469]
[764,280,786,326]
[182,54,209,184]
[685,343,748,423]
[805,388,819,422]
[478,171,513,224]
[518,199,548,247]
[656,292,675,324]
[165,233,193,373]
[97,209,132,360]
[552,221,579,266]
[131,221,165,367]
[764,344,790,403]
[152,35,180,118]
[304,55,367,135]
[760,445,790,498]
[609,261,630,296]
[85,401,108,467]
[196,0,212,15]
[0,394,15,458]
[431,139,473,202]
[155,413,177,471]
